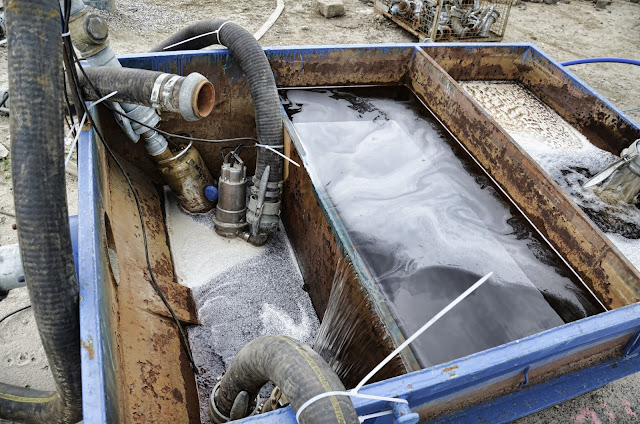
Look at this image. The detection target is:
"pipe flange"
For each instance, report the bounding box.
[209,381,261,424]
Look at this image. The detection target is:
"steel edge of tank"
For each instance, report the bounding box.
[79,43,640,423]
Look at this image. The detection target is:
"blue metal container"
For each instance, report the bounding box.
[78,43,640,423]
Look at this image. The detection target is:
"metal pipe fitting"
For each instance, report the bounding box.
[478,6,500,37]
[397,0,411,15]
[0,244,26,293]
[79,67,215,122]
[436,25,452,40]
[154,142,216,213]
[68,8,109,57]
[449,6,469,37]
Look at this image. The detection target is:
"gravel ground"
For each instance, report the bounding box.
[0,0,638,422]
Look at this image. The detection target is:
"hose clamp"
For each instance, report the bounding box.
[209,381,261,423]
[162,75,181,112]
[150,73,171,110]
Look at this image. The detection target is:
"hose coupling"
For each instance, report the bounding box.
[150,72,215,121]
[245,166,282,246]
[209,381,260,423]
[69,7,109,57]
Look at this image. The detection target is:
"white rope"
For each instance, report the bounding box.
[65,91,118,166]
[255,143,300,167]
[216,21,231,46]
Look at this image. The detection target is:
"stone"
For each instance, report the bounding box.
[594,0,608,8]
[544,0,558,5]
[317,0,346,18]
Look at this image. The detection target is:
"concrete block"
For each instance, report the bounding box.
[317,0,346,18]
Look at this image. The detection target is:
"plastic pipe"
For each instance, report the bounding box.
[561,57,640,67]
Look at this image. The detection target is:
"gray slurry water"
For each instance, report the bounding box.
[282,87,602,368]
[164,189,319,423]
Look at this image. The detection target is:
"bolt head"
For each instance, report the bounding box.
[84,14,109,43]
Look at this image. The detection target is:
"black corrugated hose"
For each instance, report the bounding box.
[215,336,359,424]
[151,20,284,184]
[0,0,83,421]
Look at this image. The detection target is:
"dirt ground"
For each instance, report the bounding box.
[0,0,639,421]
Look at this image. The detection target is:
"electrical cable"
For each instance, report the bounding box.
[60,1,199,373]
[0,305,31,325]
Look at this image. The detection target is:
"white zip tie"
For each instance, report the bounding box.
[358,410,394,423]
[163,30,219,50]
[61,31,71,37]
[65,113,87,166]
[88,90,118,110]
[65,91,118,166]
[295,391,407,423]
[255,143,300,167]
[296,271,493,423]
[354,271,493,392]
[216,21,232,45]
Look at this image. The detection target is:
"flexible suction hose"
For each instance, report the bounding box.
[2,0,83,421]
[561,57,640,67]
[215,336,358,424]
[151,20,283,183]
[78,67,216,121]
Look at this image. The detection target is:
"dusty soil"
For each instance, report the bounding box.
[0,0,638,420]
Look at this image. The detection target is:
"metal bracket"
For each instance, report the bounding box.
[391,402,419,424]
[518,366,530,388]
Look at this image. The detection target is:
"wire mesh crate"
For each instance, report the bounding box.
[374,0,512,42]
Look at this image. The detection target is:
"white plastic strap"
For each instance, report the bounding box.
[163,29,222,50]
[255,143,300,167]
[65,91,118,166]
[65,113,87,166]
[354,271,493,392]
[61,31,71,37]
[295,391,407,422]
[358,410,394,423]
[216,21,232,45]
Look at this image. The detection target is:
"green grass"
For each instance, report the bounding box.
[0,157,11,179]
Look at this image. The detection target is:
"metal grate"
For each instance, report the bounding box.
[374,0,512,42]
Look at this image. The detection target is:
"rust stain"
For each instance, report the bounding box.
[81,337,95,360]
[443,365,459,373]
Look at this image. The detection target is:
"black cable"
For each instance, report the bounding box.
[60,2,199,373]
[0,92,8,109]
[0,305,31,325]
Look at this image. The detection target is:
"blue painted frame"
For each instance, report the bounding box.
[78,43,640,423]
